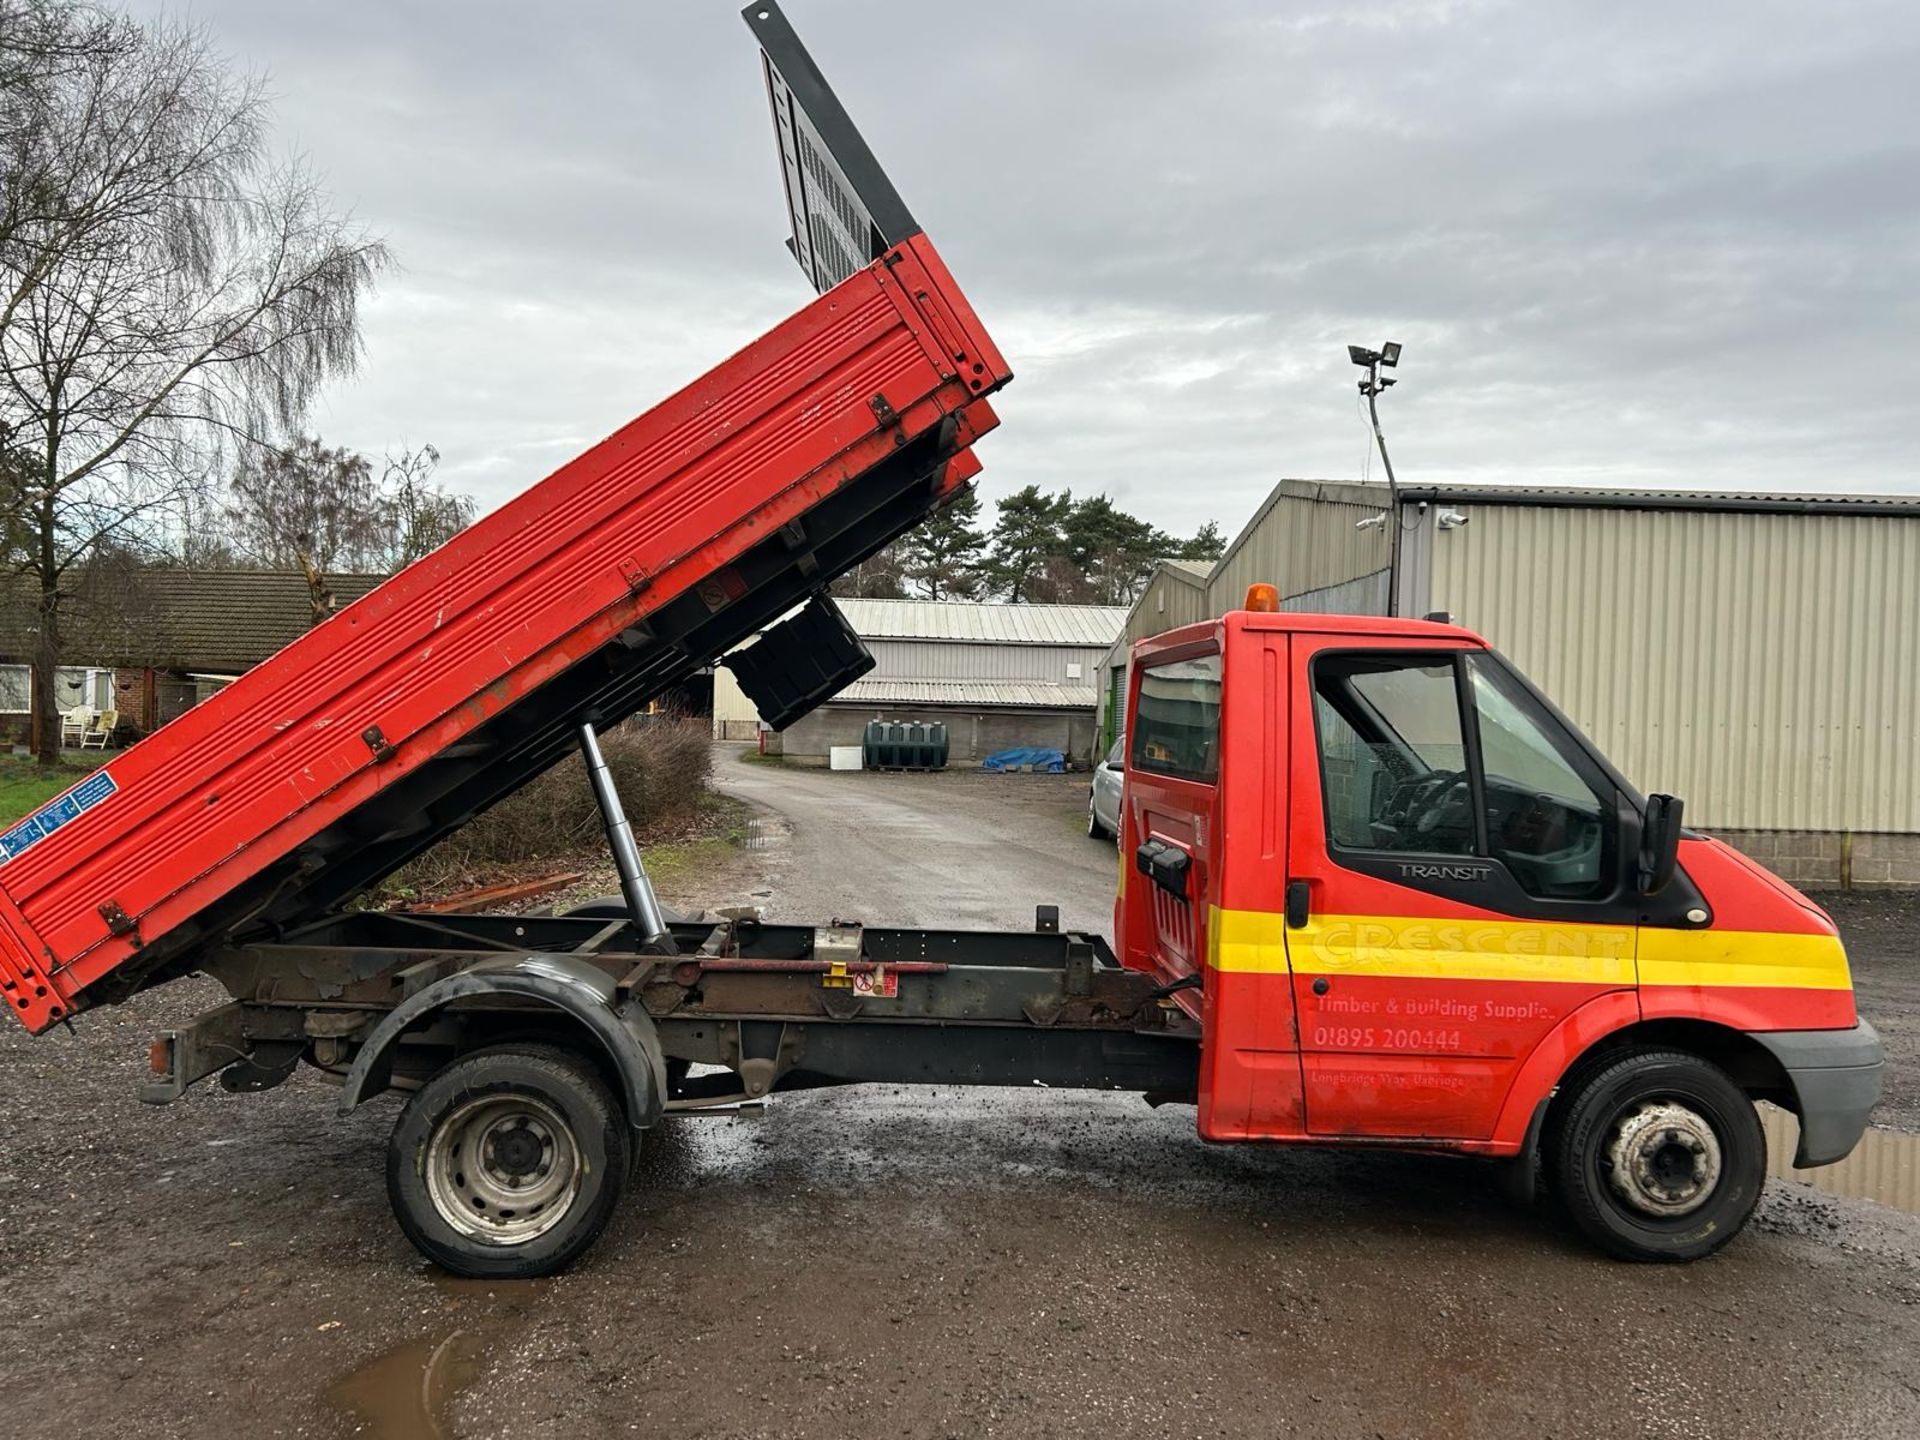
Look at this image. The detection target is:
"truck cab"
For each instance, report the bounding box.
[1115,598,1882,1260]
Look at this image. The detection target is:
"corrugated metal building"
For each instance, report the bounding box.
[1100,480,1920,885]
[716,598,1127,765]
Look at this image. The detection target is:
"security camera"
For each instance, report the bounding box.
[1436,509,1469,530]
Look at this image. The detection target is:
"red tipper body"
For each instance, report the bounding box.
[0,234,1009,1035]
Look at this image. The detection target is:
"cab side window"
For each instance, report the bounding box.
[1313,656,1474,856]
[1132,655,1222,782]
[1311,651,1617,900]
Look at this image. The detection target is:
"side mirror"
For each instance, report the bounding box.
[1637,793,1684,896]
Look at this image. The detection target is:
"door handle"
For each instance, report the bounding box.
[1285,880,1310,929]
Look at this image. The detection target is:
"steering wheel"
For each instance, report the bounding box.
[1412,774,1473,838]
[1383,770,1469,840]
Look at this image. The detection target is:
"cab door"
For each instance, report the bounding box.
[1118,632,1304,1141]
[1117,645,1221,991]
[1283,635,1637,1140]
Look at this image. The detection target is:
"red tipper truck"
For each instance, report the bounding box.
[0,4,1879,1278]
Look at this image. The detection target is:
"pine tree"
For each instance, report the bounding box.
[902,487,987,599]
[980,485,1071,601]
[1181,520,1227,562]
[1063,494,1171,604]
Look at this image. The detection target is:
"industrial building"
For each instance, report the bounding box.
[1101,479,1920,886]
[716,597,1127,766]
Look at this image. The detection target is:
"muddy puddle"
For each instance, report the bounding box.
[328,1278,531,1439]
[1761,1104,1920,1215]
[330,1330,484,1440]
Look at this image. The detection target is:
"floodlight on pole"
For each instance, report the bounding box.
[1349,340,1406,615]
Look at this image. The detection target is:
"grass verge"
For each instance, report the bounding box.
[0,753,109,825]
[375,790,753,908]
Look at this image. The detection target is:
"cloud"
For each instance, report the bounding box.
[128,0,1920,536]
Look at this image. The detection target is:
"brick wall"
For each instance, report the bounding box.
[112,668,147,734]
[1716,830,1920,889]
[1848,833,1920,888]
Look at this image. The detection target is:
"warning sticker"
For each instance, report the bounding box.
[851,965,898,999]
[0,769,116,865]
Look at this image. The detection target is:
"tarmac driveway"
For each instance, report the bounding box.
[0,749,1916,1439]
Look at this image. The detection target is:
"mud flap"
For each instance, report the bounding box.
[1494,1095,1553,1205]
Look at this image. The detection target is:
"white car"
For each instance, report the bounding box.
[1086,734,1125,841]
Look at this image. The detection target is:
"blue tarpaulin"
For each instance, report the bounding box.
[981,746,1065,773]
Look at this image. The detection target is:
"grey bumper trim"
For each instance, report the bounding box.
[1753,1020,1884,1168]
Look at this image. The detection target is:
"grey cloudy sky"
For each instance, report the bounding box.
[136,1,1920,537]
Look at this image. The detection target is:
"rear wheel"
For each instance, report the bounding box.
[387,1043,629,1278]
[1549,1047,1764,1262]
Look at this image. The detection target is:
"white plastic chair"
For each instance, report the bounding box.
[60,706,92,747]
[80,708,117,749]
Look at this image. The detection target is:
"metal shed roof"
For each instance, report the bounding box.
[1158,557,1214,583]
[834,598,1127,646]
[829,678,1099,709]
[1398,484,1920,518]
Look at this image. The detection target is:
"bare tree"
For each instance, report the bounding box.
[219,437,473,622]
[0,4,387,759]
[379,442,473,570]
[222,435,379,568]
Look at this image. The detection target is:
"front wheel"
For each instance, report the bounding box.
[387,1043,630,1278]
[1549,1047,1765,1262]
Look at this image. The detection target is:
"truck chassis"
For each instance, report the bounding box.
[142,904,1202,1274]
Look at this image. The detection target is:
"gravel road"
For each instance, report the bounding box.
[1,746,1917,1439]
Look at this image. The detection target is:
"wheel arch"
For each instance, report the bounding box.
[1560,1017,1796,1111]
[1493,995,1795,1154]
[338,954,665,1129]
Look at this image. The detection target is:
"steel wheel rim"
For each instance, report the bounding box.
[425,1093,581,1244]
[1603,1098,1724,1218]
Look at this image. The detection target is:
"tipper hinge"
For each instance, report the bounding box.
[99,900,142,948]
[868,392,905,445]
[361,725,395,763]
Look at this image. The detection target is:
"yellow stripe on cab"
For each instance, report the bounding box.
[1207,908,1850,990]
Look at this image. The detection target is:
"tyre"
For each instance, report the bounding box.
[1087,793,1110,840]
[1549,1047,1765,1262]
[387,1043,630,1278]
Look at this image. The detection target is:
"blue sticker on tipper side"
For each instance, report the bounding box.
[0,769,116,866]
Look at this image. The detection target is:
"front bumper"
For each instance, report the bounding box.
[1753,1020,1884,1167]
